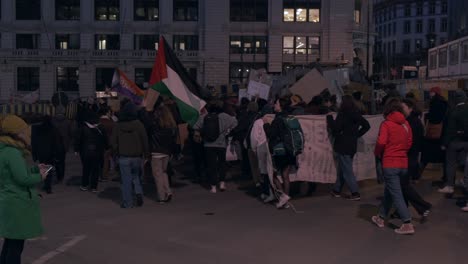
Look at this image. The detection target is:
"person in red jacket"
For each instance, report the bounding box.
[372,98,415,235]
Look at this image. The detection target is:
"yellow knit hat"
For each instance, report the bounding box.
[0,115,29,135]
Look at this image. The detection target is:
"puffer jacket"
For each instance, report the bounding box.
[375,111,413,169]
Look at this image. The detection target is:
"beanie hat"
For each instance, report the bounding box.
[0,115,29,135]
[430,87,442,96]
[454,90,467,104]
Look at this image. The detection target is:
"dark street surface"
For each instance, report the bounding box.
[14,155,468,264]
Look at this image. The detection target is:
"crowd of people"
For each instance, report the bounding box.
[2,86,468,262]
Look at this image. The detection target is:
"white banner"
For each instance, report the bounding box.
[266,115,384,183]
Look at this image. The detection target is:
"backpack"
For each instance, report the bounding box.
[202,113,220,143]
[282,116,304,156]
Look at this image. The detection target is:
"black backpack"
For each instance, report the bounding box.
[203,113,220,142]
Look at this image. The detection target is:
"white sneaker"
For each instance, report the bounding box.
[438,186,454,194]
[210,186,217,194]
[219,182,226,191]
[461,206,468,212]
[275,194,290,209]
[263,194,276,203]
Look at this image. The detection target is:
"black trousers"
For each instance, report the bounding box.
[205,147,226,186]
[408,151,421,180]
[192,142,206,181]
[82,154,101,189]
[0,239,25,264]
[400,169,432,215]
[56,153,66,182]
[240,145,251,178]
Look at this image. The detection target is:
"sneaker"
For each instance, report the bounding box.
[346,193,361,201]
[330,190,341,198]
[263,194,276,203]
[80,186,88,191]
[275,194,290,209]
[210,186,217,194]
[394,223,415,235]
[371,215,385,228]
[219,182,226,192]
[438,186,454,194]
[165,193,173,203]
[91,189,98,193]
[136,194,144,207]
[461,206,468,212]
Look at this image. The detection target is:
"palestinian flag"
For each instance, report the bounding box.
[144,36,206,125]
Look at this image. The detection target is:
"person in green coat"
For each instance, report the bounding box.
[0,115,48,264]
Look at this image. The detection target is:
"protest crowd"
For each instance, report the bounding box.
[2,83,468,262]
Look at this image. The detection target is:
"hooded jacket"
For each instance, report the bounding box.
[327,111,370,156]
[375,112,413,169]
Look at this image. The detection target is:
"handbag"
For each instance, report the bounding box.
[425,122,443,139]
[226,139,241,161]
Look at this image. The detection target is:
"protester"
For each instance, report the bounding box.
[111,101,149,208]
[99,107,115,182]
[74,111,108,193]
[0,115,49,264]
[372,98,415,235]
[194,100,238,193]
[421,87,448,185]
[290,95,306,115]
[439,90,468,197]
[305,95,323,114]
[352,91,367,115]
[31,115,64,194]
[400,99,432,220]
[51,106,72,184]
[149,105,178,203]
[327,95,370,201]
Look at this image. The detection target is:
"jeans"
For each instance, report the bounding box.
[379,168,412,222]
[333,154,359,194]
[0,239,24,264]
[445,141,468,188]
[119,157,144,208]
[400,169,432,215]
[151,154,172,201]
[205,147,226,186]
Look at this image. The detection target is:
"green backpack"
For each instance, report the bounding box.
[273,116,304,156]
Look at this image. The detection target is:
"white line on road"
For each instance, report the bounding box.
[32,235,87,264]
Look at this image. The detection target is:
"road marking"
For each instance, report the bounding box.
[32,235,87,264]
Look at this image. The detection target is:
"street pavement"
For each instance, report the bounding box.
[15,154,468,264]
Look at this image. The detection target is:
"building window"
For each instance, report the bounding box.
[55,34,80,49]
[416,20,423,33]
[229,36,267,54]
[393,22,396,35]
[429,1,436,15]
[57,67,79,92]
[135,68,152,90]
[16,34,40,49]
[449,44,459,65]
[428,19,436,33]
[441,1,447,14]
[230,0,268,22]
[283,0,321,23]
[134,0,159,21]
[173,0,198,21]
[403,39,411,53]
[415,39,422,52]
[229,62,267,84]
[96,68,114,91]
[95,0,119,21]
[441,18,448,32]
[383,24,387,38]
[95,34,120,50]
[173,35,198,51]
[17,67,39,92]
[283,36,320,55]
[416,2,423,16]
[404,21,411,34]
[404,4,411,17]
[56,0,80,20]
[429,51,437,69]
[134,35,159,50]
[354,0,361,24]
[439,48,447,67]
[392,40,396,54]
[16,0,41,20]
[463,41,468,62]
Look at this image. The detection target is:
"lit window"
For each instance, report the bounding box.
[283,36,320,56]
[134,0,159,21]
[283,0,321,23]
[283,9,294,22]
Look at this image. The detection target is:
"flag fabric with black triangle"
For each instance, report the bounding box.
[144,36,206,125]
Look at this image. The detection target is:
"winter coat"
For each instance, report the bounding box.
[194,112,238,149]
[327,111,370,156]
[0,144,43,240]
[111,120,149,158]
[375,112,413,169]
[149,117,177,156]
[426,95,448,124]
[443,102,468,146]
[407,111,424,154]
[230,111,257,143]
[74,123,108,158]
[52,115,73,152]
[32,121,65,163]
[264,112,289,154]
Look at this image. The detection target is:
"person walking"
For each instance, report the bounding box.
[327,95,370,201]
[439,90,468,197]
[111,101,149,208]
[194,100,238,193]
[31,115,64,194]
[52,106,73,184]
[149,105,178,203]
[74,112,108,193]
[372,98,415,235]
[0,115,49,264]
